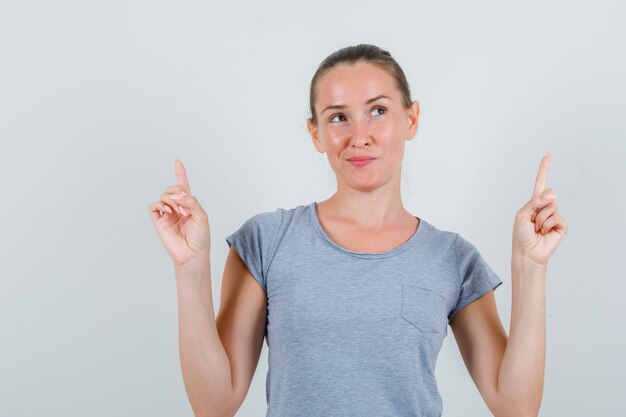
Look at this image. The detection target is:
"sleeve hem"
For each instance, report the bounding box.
[448,279,503,325]
[454,233,461,287]
[225,236,267,292]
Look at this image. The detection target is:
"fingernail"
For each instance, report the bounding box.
[180,206,187,216]
[170,193,183,200]
[543,193,556,200]
[164,206,172,214]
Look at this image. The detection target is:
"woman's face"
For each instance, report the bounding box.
[306,61,419,193]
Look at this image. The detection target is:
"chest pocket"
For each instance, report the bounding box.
[401,283,448,335]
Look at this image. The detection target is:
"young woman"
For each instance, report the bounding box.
[148,44,568,417]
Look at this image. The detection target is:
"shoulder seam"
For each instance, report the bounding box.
[454,233,462,287]
[263,209,284,280]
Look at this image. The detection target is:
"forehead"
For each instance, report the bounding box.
[315,61,398,106]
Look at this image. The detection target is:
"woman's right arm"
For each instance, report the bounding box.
[148,159,266,417]
[175,251,267,417]
[175,261,235,417]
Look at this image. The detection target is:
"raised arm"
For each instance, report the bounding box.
[148,158,267,417]
[450,153,568,417]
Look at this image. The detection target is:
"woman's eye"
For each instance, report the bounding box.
[371,106,386,116]
[330,114,346,123]
[330,107,385,123]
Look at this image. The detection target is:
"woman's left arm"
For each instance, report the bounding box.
[451,153,568,417]
[499,152,568,416]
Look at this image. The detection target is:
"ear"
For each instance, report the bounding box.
[306,117,326,153]
[406,100,420,141]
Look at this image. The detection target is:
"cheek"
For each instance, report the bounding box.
[380,130,406,164]
[379,124,396,139]
[323,128,347,148]
[368,116,396,136]
[374,123,401,147]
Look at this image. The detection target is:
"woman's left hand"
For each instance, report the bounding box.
[512,153,569,266]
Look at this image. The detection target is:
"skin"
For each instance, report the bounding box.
[306,61,421,252]
[148,60,568,417]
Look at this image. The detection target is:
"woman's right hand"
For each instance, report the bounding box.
[148,158,211,269]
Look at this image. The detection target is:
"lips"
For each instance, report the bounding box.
[347,156,376,167]
[347,156,376,161]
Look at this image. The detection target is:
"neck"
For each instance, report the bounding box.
[320,174,412,230]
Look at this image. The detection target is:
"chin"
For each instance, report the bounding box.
[345,178,384,192]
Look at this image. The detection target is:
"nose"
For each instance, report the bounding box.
[348,117,371,147]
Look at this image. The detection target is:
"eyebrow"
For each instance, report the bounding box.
[320,94,392,115]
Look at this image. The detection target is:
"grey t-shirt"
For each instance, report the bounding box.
[225,201,503,417]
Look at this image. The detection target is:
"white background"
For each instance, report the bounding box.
[1,1,624,416]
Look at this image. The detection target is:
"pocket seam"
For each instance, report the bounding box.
[401,283,447,334]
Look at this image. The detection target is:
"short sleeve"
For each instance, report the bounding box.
[448,233,503,324]
[225,209,284,292]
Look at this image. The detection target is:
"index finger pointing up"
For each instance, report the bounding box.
[175,157,191,193]
[532,152,551,197]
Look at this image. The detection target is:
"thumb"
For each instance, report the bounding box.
[177,193,209,224]
[519,188,557,218]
